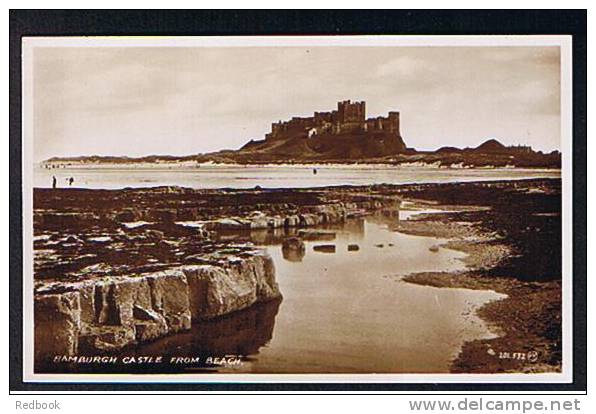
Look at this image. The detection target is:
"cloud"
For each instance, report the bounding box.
[31,45,562,161]
[374,55,432,79]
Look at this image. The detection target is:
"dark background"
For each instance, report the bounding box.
[9,9,587,393]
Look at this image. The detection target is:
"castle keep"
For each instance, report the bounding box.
[266,100,401,140]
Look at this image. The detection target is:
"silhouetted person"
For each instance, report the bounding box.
[69,177,74,186]
[52,176,56,189]
[313,168,317,175]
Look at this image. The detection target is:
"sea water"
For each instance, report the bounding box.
[34,164,560,190]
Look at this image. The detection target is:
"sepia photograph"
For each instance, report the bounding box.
[20,34,575,384]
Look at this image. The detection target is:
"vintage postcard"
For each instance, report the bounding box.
[21,35,573,383]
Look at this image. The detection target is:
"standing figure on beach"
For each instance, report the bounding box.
[52,176,56,189]
[69,177,74,186]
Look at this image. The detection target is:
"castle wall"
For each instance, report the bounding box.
[266,100,400,140]
[314,111,333,124]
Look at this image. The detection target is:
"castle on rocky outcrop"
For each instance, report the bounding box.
[265,100,401,140]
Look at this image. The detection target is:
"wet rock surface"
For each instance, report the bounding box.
[33,186,401,283]
[33,178,561,373]
[33,185,402,367]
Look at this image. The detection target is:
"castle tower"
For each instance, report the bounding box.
[387,111,401,136]
[336,100,366,133]
[337,100,366,124]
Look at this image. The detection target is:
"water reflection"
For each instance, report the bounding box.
[213,218,368,263]
[137,297,282,363]
[167,214,500,374]
[281,237,306,262]
[282,248,305,262]
[341,217,367,238]
[37,204,519,375]
[136,299,282,372]
[215,227,298,245]
[248,217,504,374]
[41,214,506,374]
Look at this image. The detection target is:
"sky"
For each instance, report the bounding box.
[32,45,561,162]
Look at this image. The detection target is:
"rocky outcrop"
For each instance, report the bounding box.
[201,200,399,232]
[34,251,280,365]
[184,255,279,320]
[33,186,403,368]
[203,205,348,231]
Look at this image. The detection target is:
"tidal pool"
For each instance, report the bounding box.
[128,214,506,374]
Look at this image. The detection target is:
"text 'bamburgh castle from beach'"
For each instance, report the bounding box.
[266,100,401,141]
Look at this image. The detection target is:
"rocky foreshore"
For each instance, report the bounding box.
[35,252,279,364]
[33,178,562,373]
[33,185,401,367]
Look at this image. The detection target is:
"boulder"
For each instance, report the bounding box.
[77,284,96,324]
[253,254,280,301]
[90,278,153,327]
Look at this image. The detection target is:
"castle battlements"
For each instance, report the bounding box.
[266,100,401,140]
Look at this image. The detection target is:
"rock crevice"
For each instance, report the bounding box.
[34,252,280,364]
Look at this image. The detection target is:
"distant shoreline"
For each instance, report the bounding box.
[39,136,562,170]
[36,161,563,171]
